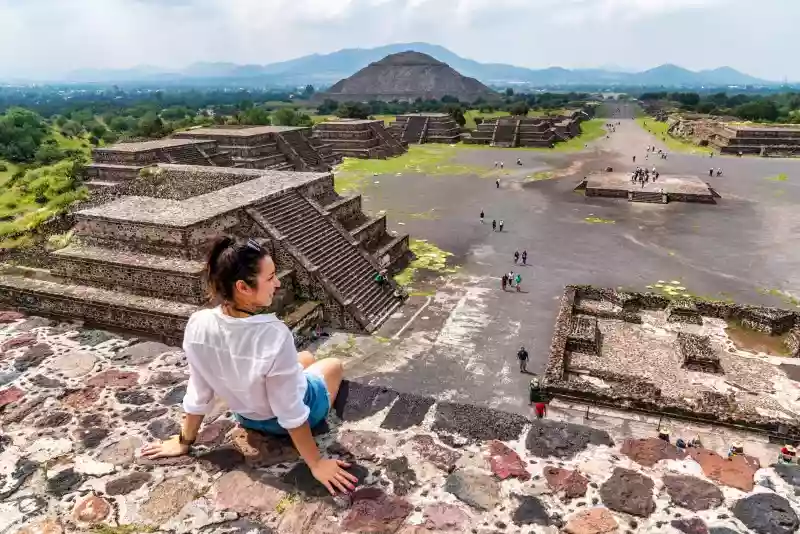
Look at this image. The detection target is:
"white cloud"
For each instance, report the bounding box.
[0,0,795,80]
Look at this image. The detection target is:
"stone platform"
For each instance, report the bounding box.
[545,285,800,440]
[313,120,406,160]
[2,312,799,534]
[585,172,717,204]
[0,168,410,341]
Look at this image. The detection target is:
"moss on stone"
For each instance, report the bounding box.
[584,217,615,224]
[394,239,457,288]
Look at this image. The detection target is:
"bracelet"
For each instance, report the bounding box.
[177,431,196,446]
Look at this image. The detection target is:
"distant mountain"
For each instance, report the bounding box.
[55,42,775,88]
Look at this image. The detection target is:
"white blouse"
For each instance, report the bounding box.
[181,306,309,429]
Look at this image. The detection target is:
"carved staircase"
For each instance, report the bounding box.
[247,191,403,331]
[629,190,665,204]
[402,116,428,145]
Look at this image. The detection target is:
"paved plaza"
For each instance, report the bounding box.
[323,109,800,421]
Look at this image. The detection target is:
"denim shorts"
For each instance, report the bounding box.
[234,372,330,435]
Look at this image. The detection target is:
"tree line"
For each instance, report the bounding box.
[638,91,800,123]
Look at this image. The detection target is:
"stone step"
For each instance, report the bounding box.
[85,180,124,191]
[51,243,206,304]
[0,273,195,344]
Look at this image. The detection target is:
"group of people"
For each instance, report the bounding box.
[502,271,523,292]
[631,166,659,185]
[480,211,505,232]
[709,167,724,177]
[660,427,800,465]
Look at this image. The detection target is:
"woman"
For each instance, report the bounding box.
[141,236,358,495]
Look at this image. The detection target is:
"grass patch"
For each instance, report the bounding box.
[90,525,157,534]
[334,145,485,194]
[635,117,713,155]
[0,160,88,249]
[275,493,299,514]
[766,173,788,182]
[526,171,555,182]
[394,239,457,288]
[725,318,791,357]
[584,216,615,224]
[758,288,800,308]
[0,160,20,185]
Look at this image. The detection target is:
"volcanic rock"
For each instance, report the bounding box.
[445,468,500,511]
[733,493,799,534]
[544,466,589,500]
[486,440,530,480]
[663,474,724,511]
[599,468,655,517]
[621,437,686,467]
[564,508,618,534]
[688,448,760,492]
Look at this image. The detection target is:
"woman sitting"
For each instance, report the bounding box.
[141,236,358,495]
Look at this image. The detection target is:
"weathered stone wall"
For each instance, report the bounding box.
[353,217,387,251]
[326,195,363,227]
[124,167,263,200]
[544,285,800,439]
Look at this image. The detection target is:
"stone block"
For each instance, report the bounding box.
[334,381,398,422]
[380,392,434,430]
[213,470,286,515]
[432,402,527,443]
[667,299,703,325]
[567,315,601,355]
[678,333,722,373]
[599,468,655,517]
[733,493,798,534]
[525,420,613,459]
[663,474,724,511]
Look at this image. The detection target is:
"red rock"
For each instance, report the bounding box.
[61,388,101,410]
[196,420,235,447]
[672,517,708,534]
[230,426,298,467]
[1,334,36,352]
[213,470,286,514]
[0,311,25,323]
[544,466,589,500]
[410,434,460,472]
[687,448,760,492]
[72,495,111,523]
[86,369,139,388]
[0,386,24,408]
[422,503,471,531]
[564,508,618,534]
[277,501,339,534]
[331,429,386,460]
[621,437,685,467]
[342,488,413,534]
[486,440,530,480]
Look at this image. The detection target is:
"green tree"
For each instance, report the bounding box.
[303,85,315,98]
[505,88,514,97]
[135,112,170,138]
[444,104,466,127]
[335,102,371,120]
[60,120,83,138]
[273,108,312,127]
[238,106,272,125]
[509,101,530,116]
[0,107,50,163]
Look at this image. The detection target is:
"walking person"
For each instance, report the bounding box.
[480,210,485,224]
[517,346,529,373]
[496,179,500,189]
[534,400,547,419]
[514,273,522,292]
[492,219,497,232]
[500,161,504,169]
[501,273,508,291]
[498,220,504,232]
[521,250,527,265]
[709,168,714,177]
[514,251,520,264]
[140,236,358,496]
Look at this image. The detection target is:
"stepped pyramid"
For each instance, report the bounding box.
[319,51,499,103]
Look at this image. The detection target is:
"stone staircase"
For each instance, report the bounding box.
[159,144,208,166]
[248,191,403,331]
[402,116,428,145]
[278,130,327,170]
[367,122,406,156]
[629,190,665,204]
[492,121,517,147]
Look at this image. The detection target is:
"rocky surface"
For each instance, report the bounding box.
[1,312,800,533]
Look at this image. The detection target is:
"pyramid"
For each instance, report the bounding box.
[319,51,499,103]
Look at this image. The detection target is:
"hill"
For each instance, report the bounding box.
[318,51,499,102]
[53,42,775,88]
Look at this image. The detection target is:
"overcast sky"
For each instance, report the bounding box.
[0,0,795,81]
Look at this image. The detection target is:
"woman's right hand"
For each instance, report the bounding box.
[310,458,359,495]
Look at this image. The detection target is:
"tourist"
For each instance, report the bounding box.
[727,442,744,459]
[498,220,504,232]
[508,271,515,289]
[494,161,498,168]
[658,428,670,443]
[521,250,528,265]
[534,401,547,419]
[140,236,357,496]
[676,438,687,450]
[517,346,529,373]
[517,158,522,166]
[779,445,796,464]
[633,156,636,163]
[501,273,508,291]
[514,273,522,292]
[496,179,500,189]
[374,271,388,286]
[514,250,520,264]
[717,168,723,177]
[500,162,504,169]
[709,168,714,177]
[480,210,485,224]
[492,219,497,231]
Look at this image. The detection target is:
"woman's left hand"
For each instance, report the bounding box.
[141,436,190,459]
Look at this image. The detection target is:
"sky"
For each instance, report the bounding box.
[0,0,796,81]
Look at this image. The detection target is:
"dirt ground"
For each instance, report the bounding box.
[318,103,800,418]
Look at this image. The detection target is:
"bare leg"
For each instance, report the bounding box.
[298,351,316,369]
[305,358,345,407]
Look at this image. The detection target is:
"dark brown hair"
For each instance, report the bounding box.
[205,236,269,303]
